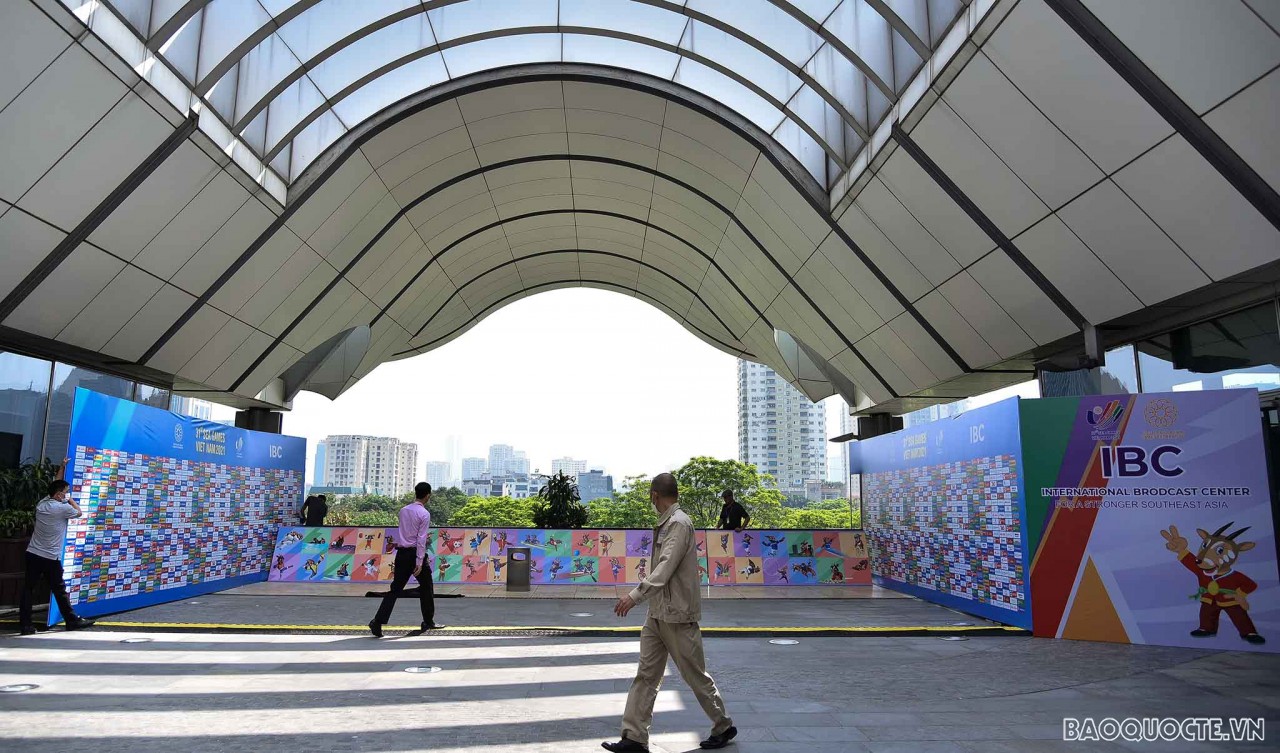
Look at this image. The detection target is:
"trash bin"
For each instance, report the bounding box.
[506,547,531,592]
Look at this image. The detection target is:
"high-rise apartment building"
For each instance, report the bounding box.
[488,444,514,475]
[737,360,826,497]
[425,460,451,489]
[313,441,327,487]
[578,469,614,502]
[551,457,588,478]
[461,457,487,481]
[322,435,418,497]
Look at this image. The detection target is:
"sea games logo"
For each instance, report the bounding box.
[172,423,184,449]
[1086,399,1125,440]
[1142,397,1185,441]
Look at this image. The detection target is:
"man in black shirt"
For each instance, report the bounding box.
[300,494,328,526]
[716,490,750,532]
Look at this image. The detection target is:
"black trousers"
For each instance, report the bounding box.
[373,547,435,626]
[20,551,80,628]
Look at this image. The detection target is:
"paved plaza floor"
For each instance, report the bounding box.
[1,624,1277,753]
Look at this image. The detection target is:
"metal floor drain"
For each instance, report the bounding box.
[403,666,442,674]
[768,639,799,645]
[940,636,969,641]
[120,637,153,644]
[0,684,38,693]
[569,612,594,617]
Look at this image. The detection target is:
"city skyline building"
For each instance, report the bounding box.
[313,442,327,488]
[322,435,418,497]
[461,456,487,481]
[737,360,826,498]
[578,469,614,502]
[551,457,588,478]
[425,460,451,489]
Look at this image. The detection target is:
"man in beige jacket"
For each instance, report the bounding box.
[603,473,736,752]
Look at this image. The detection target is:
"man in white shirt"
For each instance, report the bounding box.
[20,472,95,635]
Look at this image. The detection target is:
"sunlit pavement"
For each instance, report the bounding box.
[2,627,1278,753]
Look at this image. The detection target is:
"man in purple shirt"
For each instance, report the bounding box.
[369,482,444,636]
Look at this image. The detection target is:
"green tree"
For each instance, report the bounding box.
[586,476,657,529]
[449,495,538,527]
[533,471,589,529]
[781,507,855,530]
[326,494,400,526]
[673,456,763,528]
[428,486,466,526]
[743,487,787,528]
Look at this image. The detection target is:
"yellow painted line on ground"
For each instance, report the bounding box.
[10,619,1025,634]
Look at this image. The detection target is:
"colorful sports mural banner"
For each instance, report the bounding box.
[55,388,305,622]
[1025,389,1278,653]
[268,526,872,586]
[852,398,1032,629]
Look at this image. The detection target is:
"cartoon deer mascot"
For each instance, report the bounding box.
[1160,523,1265,645]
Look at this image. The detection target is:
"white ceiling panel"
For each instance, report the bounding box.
[836,202,931,303]
[284,152,375,241]
[888,313,965,383]
[365,234,427,306]
[236,244,324,327]
[736,181,817,274]
[983,0,1173,172]
[306,173,392,256]
[0,207,65,300]
[659,129,751,197]
[172,199,276,295]
[793,260,874,341]
[715,225,788,305]
[1016,215,1142,324]
[580,254,642,282]
[1205,68,1280,194]
[211,226,306,315]
[568,132,661,168]
[875,151,993,267]
[4,244,123,338]
[0,45,126,204]
[1113,135,1280,280]
[814,234,903,323]
[147,304,232,374]
[654,151,745,211]
[286,280,359,352]
[89,142,222,261]
[359,104,466,169]
[467,108,568,147]
[418,204,500,251]
[939,271,1035,358]
[565,108,663,147]
[387,148,483,205]
[1082,0,1280,114]
[133,172,250,281]
[475,132,571,166]
[19,93,171,230]
[180,317,255,383]
[853,177,961,286]
[663,104,760,173]
[259,265,336,337]
[322,194,404,271]
[765,287,844,360]
[57,265,164,352]
[1057,179,1209,306]
[102,283,196,361]
[483,160,572,190]
[748,161,830,247]
[828,347,892,404]
[489,177,574,207]
[206,330,276,391]
[915,289,1001,368]
[850,335,916,394]
[237,341,303,399]
[943,51,1103,210]
[375,125,475,189]
[457,81,564,122]
[968,251,1076,345]
[563,82,667,124]
[910,102,1049,237]
[344,218,417,289]
[0,0,71,112]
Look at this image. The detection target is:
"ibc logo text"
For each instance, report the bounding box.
[1099,445,1182,478]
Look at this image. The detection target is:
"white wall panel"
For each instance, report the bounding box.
[5,244,123,337]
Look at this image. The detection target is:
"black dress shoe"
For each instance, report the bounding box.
[601,737,647,752]
[1189,629,1216,637]
[66,618,95,631]
[701,726,738,749]
[422,622,446,630]
[368,620,383,638]
[1244,633,1266,644]
[20,627,36,636]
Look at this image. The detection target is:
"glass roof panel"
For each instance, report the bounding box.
[276,0,420,61]
[428,0,559,44]
[561,34,681,80]
[686,0,821,66]
[441,33,562,79]
[105,0,970,194]
[673,58,786,134]
[681,21,801,104]
[560,0,688,45]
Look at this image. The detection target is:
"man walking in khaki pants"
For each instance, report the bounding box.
[603,473,736,752]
